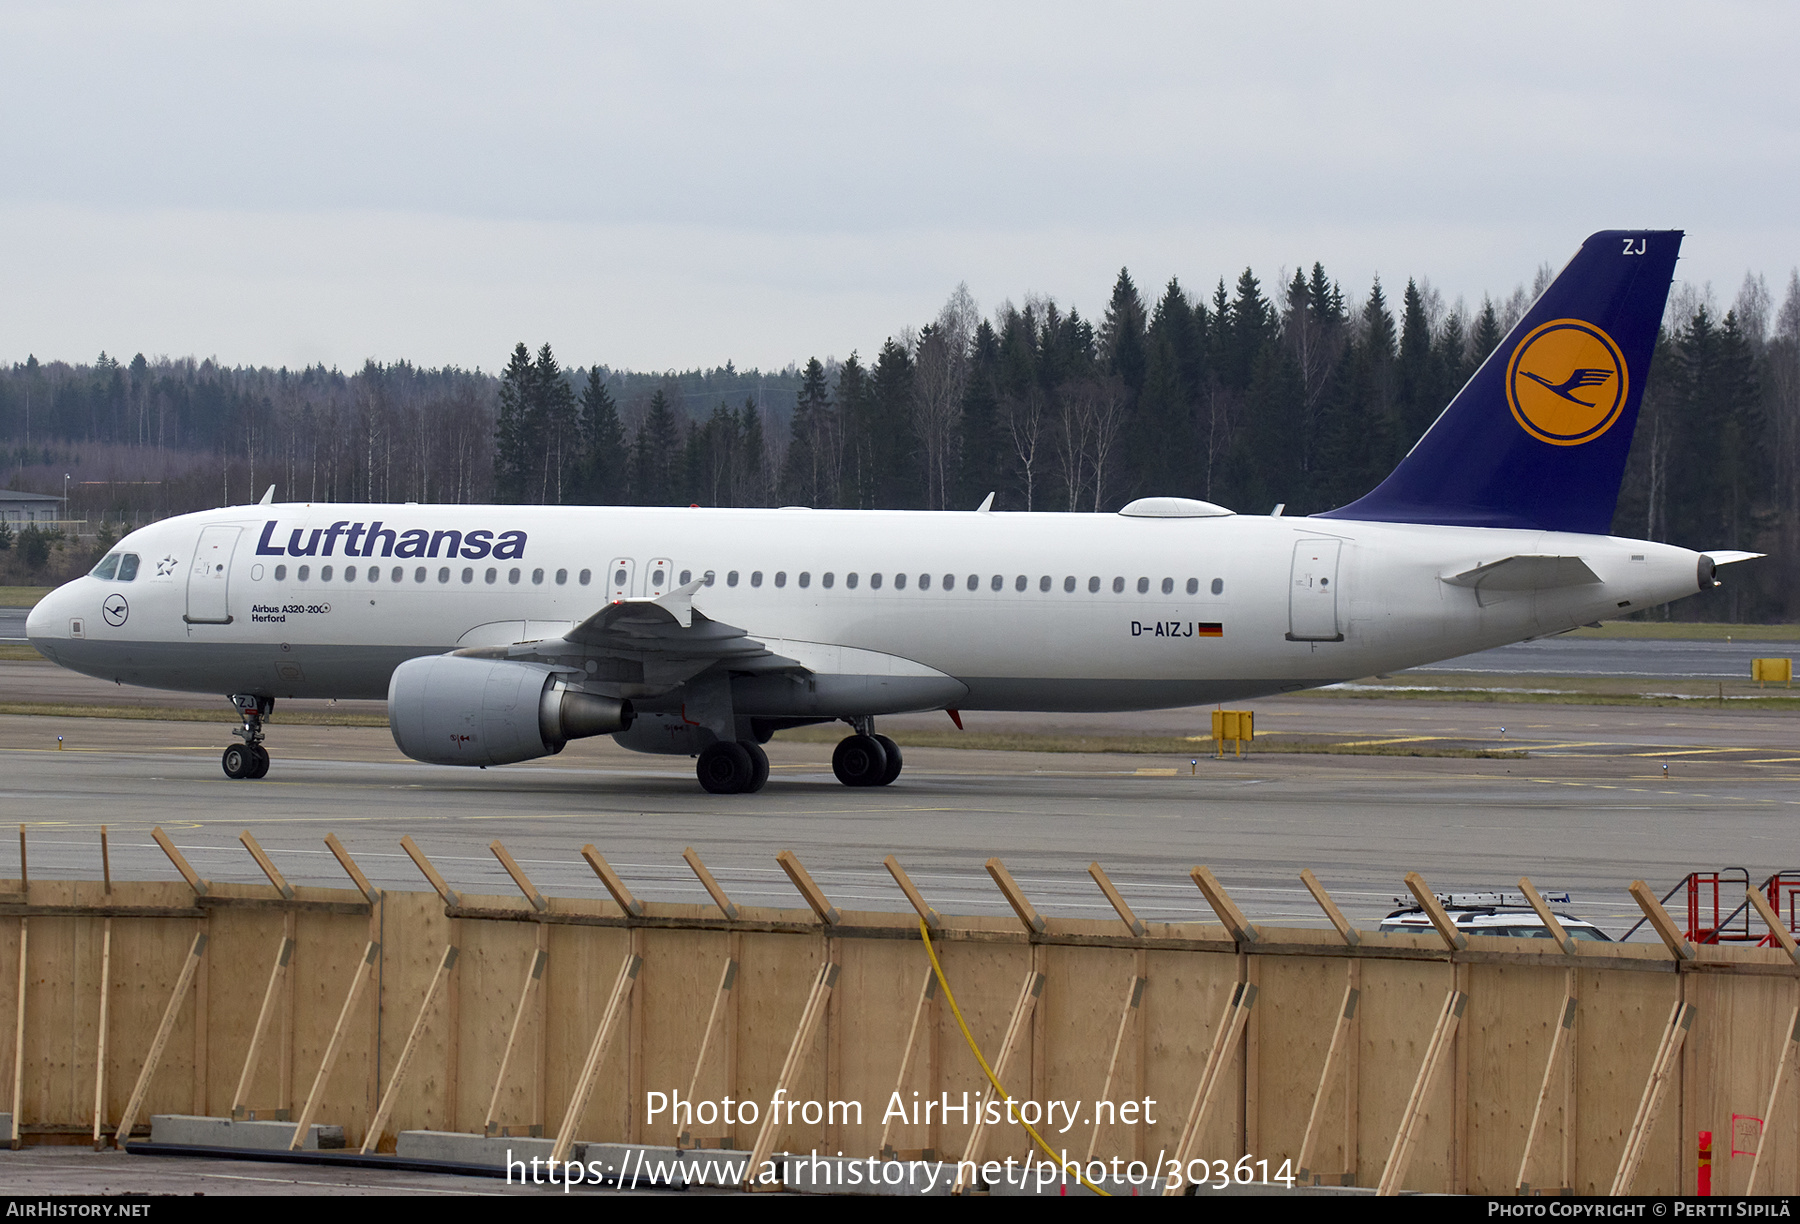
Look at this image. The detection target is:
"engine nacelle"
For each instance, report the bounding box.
[389,655,633,767]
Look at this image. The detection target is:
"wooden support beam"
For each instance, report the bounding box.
[362,944,458,1153]
[952,965,1045,1193]
[1377,987,1468,1196]
[883,855,940,929]
[549,949,642,1165]
[1088,863,1145,937]
[399,836,459,908]
[91,918,112,1147]
[679,957,741,1146]
[1301,869,1359,946]
[1296,964,1360,1184]
[777,850,839,925]
[114,931,208,1147]
[151,827,209,896]
[1404,872,1466,951]
[489,841,548,913]
[683,847,738,920]
[100,826,111,896]
[985,858,1046,935]
[289,941,380,1151]
[8,919,25,1148]
[324,834,380,903]
[1085,971,1146,1162]
[1514,969,1578,1194]
[484,948,548,1137]
[1610,999,1696,1194]
[1629,880,1694,961]
[16,826,24,893]
[1747,886,1800,964]
[742,958,840,1189]
[231,935,296,1119]
[1519,877,1577,957]
[1191,865,1259,944]
[1165,978,1260,1193]
[580,846,643,917]
[878,966,938,1159]
[1745,997,1800,1195]
[239,830,293,900]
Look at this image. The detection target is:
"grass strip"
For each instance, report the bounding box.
[771,727,1526,758]
[0,702,388,727]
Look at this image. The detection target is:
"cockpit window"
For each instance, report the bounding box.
[118,554,139,580]
[92,554,120,580]
[91,553,139,581]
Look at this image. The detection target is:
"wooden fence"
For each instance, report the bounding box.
[0,828,1796,1195]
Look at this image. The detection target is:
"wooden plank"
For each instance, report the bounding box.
[878,966,937,1158]
[951,966,1044,1192]
[1085,971,1146,1162]
[580,846,642,917]
[114,931,207,1147]
[1296,965,1360,1183]
[1376,986,1466,1196]
[1745,996,1800,1195]
[231,935,296,1117]
[1165,978,1259,1192]
[1609,999,1696,1194]
[1514,968,1578,1194]
[1088,863,1145,937]
[91,919,111,1147]
[100,826,110,896]
[8,919,24,1148]
[1404,872,1466,951]
[683,847,738,920]
[324,834,380,903]
[985,858,1045,935]
[361,944,458,1153]
[1747,886,1800,963]
[1300,869,1359,946]
[1518,877,1576,956]
[399,837,460,907]
[883,856,940,929]
[239,831,293,900]
[742,959,841,1189]
[151,828,209,896]
[1192,865,1258,944]
[776,850,839,926]
[289,940,380,1151]
[679,957,740,1145]
[489,841,547,913]
[1629,880,1694,961]
[484,947,548,1136]
[549,949,642,1164]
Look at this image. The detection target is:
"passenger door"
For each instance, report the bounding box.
[185,526,241,624]
[1286,539,1343,642]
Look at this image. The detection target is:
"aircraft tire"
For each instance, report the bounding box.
[697,741,754,794]
[248,745,271,779]
[740,741,770,792]
[831,734,888,787]
[221,744,252,780]
[873,734,903,785]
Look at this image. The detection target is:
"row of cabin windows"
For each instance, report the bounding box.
[268,564,594,586]
[260,564,1226,598]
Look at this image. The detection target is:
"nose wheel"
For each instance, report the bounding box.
[222,694,274,780]
[832,730,902,787]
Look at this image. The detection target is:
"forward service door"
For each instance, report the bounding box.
[1286,539,1343,642]
[185,525,241,625]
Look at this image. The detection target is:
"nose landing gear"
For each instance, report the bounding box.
[832,718,903,787]
[222,694,273,780]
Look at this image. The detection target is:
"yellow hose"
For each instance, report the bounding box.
[917,917,1109,1196]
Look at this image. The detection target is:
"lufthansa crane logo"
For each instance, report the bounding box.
[102,594,129,627]
[1506,319,1629,446]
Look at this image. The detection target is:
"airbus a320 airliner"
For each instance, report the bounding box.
[27,231,1759,793]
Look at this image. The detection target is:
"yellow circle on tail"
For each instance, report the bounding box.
[1505,319,1628,446]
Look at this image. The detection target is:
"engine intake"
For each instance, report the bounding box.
[389,655,633,767]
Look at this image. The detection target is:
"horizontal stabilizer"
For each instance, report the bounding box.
[1442,555,1600,591]
[1702,550,1764,567]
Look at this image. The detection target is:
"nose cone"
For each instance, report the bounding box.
[25,584,71,660]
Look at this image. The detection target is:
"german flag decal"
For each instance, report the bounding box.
[1198,623,1223,637]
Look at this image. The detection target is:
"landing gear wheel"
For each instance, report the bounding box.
[832,734,889,787]
[697,741,754,794]
[872,734,902,786]
[248,744,271,779]
[221,744,252,779]
[740,741,770,793]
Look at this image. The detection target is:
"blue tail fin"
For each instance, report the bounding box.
[1319,229,1682,534]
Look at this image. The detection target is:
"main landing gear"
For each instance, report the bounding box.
[696,740,771,794]
[832,718,902,788]
[222,694,273,780]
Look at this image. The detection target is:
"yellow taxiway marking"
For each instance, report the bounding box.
[1134,767,1178,776]
[1627,747,1758,757]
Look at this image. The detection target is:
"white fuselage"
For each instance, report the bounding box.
[27,501,1708,715]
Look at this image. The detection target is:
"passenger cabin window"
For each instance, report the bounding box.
[1137,577,1150,594]
[1112,577,1125,593]
[1039,575,1051,592]
[679,569,691,585]
[963,574,976,591]
[321,565,334,582]
[1162,577,1174,594]
[751,571,762,587]
[844,573,857,589]
[917,573,929,590]
[555,568,568,585]
[989,574,1002,591]
[414,567,426,582]
[298,565,311,581]
[1211,578,1224,595]
[820,572,832,589]
[532,568,544,584]
[509,568,521,584]
[439,568,451,583]
[1088,576,1100,593]
[869,573,880,589]
[275,565,288,581]
[461,568,474,583]
[1015,575,1027,592]
[727,571,739,587]
[1065,576,1076,593]
[345,566,357,581]
[703,571,716,586]
[774,572,786,588]
[485,568,498,584]
[579,569,592,585]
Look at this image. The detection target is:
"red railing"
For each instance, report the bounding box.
[1621,869,1798,945]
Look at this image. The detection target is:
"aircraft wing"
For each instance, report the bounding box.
[1442,555,1601,591]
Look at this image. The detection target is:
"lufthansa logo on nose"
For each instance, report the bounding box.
[1506,319,1629,446]
[102,594,129,627]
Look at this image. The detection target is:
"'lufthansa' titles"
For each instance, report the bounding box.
[255,520,528,560]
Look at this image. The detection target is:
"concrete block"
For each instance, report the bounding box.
[149,1115,343,1151]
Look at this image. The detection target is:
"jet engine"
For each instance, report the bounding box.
[388,655,633,767]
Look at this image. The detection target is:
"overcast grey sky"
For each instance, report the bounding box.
[3,2,1796,372]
